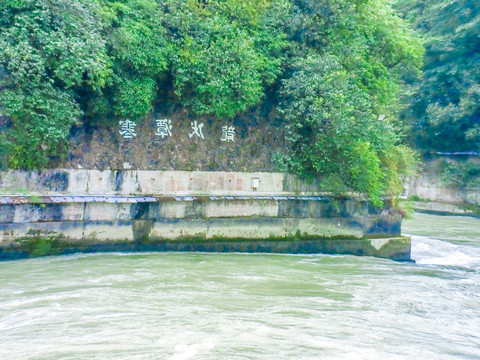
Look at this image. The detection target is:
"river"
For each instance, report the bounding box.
[0,213,479,359]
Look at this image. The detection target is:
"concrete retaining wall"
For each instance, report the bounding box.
[0,169,287,195]
[405,157,480,205]
[407,174,479,204]
[0,170,410,261]
[404,157,480,216]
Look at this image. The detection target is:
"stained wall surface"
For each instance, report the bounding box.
[0,170,409,260]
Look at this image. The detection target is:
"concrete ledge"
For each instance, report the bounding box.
[0,236,411,262]
[409,201,480,218]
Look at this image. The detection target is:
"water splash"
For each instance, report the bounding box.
[410,235,480,270]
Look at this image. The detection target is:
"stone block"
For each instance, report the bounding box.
[67,170,88,194]
[87,170,116,194]
[204,199,277,218]
[137,171,165,194]
[118,171,139,194]
[82,221,134,241]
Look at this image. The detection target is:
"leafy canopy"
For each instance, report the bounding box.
[0,0,422,205]
[279,0,421,205]
[396,0,480,152]
[0,0,110,168]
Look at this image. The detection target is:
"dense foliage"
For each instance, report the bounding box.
[396,0,480,152]
[440,160,480,189]
[0,0,422,205]
[278,0,422,205]
[0,0,110,168]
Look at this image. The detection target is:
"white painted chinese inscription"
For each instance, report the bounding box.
[189,120,205,139]
[221,125,236,142]
[119,119,137,139]
[155,119,173,138]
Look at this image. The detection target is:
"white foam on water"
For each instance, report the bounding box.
[167,331,216,360]
[410,235,480,269]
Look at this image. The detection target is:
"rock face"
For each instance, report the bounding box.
[64,95,285,172]
[0,169,410,261]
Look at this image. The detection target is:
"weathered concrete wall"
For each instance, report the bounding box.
[0,195,408,260]
[0,169,286,195]
[1,237,411,262]
[405,157,480,205]
[407,174,479,204]
[0,170,410,261]
[404,157,480,216]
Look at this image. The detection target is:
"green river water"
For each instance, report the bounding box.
[1,213,479,359]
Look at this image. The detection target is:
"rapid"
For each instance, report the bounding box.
[0,213,479,359]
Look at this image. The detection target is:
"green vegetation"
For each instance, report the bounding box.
[276,0,421,206]
[16,234,65,258]
[0,0,423,206]
[395,0,480,152]
[168,0,288,118]
[407,194,422,202]
[440,160,480,189]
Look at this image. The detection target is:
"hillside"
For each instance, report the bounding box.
[0,0,423,205]
[65,91,285,171]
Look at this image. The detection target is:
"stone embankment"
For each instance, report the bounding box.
[0,169,410,261]
[405,156,480,217]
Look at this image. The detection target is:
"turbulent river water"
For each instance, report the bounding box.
[1,213,479,359]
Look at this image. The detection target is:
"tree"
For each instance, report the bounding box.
[167,0,289,118]
[279,0,422,205]
[0,0,421,207]
[396,0,480,152]
[90,0,171,122]
[0,0,110,168]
